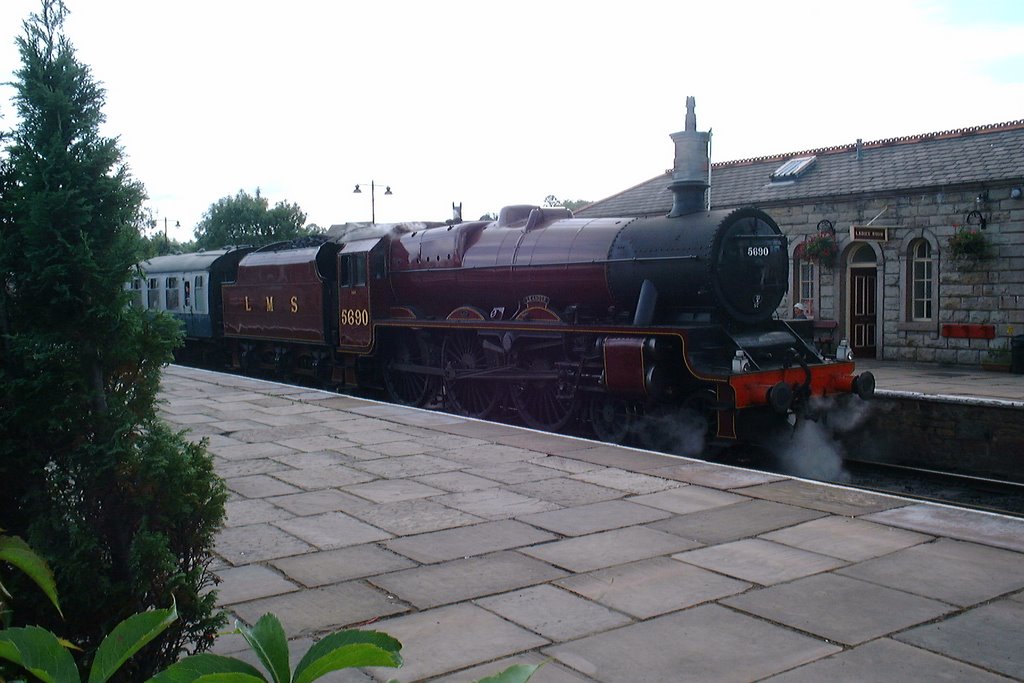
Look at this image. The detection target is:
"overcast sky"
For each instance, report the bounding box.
[2,0,1022,242]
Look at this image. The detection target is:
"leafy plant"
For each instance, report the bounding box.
[794,231,838,266]
[2,532,539,683]
[1,532,62,626]
[947,226,989,259]
[1,605,177,683]
[156,614,542,683]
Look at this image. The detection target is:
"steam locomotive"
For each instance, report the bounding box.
[134,201,874,452]
[135,100,873,452]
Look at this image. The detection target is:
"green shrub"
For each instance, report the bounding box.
[0,2,226,678]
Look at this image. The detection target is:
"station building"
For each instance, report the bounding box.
[577,114,1024,366]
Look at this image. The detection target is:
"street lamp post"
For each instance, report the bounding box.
[353,181,392,224]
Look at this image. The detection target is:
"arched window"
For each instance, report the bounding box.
[910,240,933,321]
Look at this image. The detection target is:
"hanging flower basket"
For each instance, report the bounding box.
[947,226,989,260]
[794,231,838,266]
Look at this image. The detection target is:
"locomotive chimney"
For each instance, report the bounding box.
[668,96,711,217]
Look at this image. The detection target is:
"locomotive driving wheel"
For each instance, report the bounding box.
[588,395,634,444]
[509,349,579,431]
[383,332,436,407]
[441,332,502,418]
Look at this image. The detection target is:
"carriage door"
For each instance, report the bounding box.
[337,238,383,351]
[849,245,877,358]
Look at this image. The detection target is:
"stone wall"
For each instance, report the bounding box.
[838,395,1024,482]
[764,183,1024,365]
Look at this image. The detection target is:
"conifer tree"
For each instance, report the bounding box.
[0,2,226,677]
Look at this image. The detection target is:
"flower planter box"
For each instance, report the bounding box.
[941,324,995,339]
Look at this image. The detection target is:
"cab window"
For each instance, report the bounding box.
[340,254,367,287]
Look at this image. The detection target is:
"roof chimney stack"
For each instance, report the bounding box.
[668,96,711,217]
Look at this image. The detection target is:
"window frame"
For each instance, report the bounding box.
[910,240,933,322]
[791,252,818,318]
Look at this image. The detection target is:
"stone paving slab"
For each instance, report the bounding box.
[894,598,1024,679]
[507,477,623,507]
[230,580,409,638]
[158,366,1024,682]
[215,523,315,566]
[434,488,561,519]
[864,503,1024,552]
[722,573,954,645]
[761,637,1014,682]
[759,515,932,561]
[216,457,293,479]
[368,551,568,610]
[342,478,445,504]
[214,564,299,606]
[647,461,786,489]
[673,538,848,585]
[270,544,417,588]
[518,499,671,536]
[569,467,680,495]
[272,464,377,490]
[475,584,633,642]
[647,499,827,544]
[544,604,841,683]
[342,498,484,536]
[368,604,549,683]
[268,489,369,516]
[224,498,295,527]
[836,537,1024,606]
[555,557,750,619]
[627,484,747,515]
[521,526,699,573]
[739,478,905,516]
[463,460,567,485]
[382,519,557,564]
[273,511,392,550]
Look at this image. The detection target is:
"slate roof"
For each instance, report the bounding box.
[577,120,1024,218]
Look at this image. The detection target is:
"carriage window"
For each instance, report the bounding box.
[128,278,143,309]
[165,277,180,310]
[194,275,206,314]
[147,277,160,309]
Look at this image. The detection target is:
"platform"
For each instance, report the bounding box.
[857,358,1024,404]
[160,364,1024,682]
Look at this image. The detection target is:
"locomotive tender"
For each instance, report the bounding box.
[136,102,873,451]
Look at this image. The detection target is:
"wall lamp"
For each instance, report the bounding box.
[965,209,987,230]
[1011,187,1022,200]
[353,181,392,224]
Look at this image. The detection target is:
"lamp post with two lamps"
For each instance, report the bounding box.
[352,181,392,224]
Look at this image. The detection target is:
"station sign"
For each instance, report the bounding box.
[850,225,889,241]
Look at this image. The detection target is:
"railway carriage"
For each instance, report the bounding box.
[133,247,253,361]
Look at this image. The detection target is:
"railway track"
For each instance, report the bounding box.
[838,460,1024,518]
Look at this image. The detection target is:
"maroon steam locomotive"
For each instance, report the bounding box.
[137,103,873,452]
[138,203,873,452]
